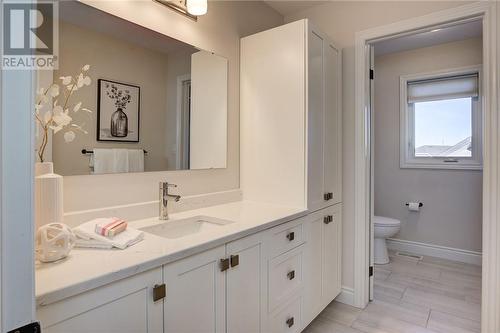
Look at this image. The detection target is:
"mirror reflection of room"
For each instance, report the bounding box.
[36,1,228,176]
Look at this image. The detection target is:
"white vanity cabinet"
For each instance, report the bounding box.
[163,233,265,333]
[303,204,342,326]
[241,18,342,212]
[37,268,163,333]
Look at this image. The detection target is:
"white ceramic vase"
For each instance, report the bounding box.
[35,162,64,230]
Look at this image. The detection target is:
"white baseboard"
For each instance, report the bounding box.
[386,238,482,266]
[335,286,355,306]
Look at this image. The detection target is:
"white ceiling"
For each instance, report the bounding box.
[374,20,482,56]
[264,1,325,17]
[59,1,197,56]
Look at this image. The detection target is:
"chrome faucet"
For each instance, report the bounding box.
[159,182,181,220]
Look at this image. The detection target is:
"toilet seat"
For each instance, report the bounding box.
[374,216,400,227]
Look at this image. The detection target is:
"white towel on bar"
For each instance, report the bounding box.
[73,219,144,250]
[92,148,115,174]
[113,149,129,173]
[127,149,144,172]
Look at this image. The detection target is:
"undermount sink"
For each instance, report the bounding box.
[140,215,235,239]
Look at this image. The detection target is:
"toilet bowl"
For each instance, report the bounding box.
[374,216,401,264]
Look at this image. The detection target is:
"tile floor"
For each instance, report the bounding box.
[303,251,482,333]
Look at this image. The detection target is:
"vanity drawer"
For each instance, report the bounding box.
[268,296,302,333]
[268,245,304,312]
[267,218,305,258]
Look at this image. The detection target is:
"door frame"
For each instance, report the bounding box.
[353,2,497,331]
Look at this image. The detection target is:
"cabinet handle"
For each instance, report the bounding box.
[286,232,295,241]
[153,284,166,302]
[324,215,333,224]
[220,258,230,272]
[287,270,295,280]
[324,192,333,201]
[230,254,239,267]
[286,317,294,328]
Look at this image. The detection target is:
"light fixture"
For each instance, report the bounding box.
[187,0,207,16]
[153,0,198,21]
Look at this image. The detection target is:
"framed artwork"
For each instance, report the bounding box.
[97,79,140,142]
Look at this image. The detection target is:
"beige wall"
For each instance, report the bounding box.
[54,21,178,175]
[62,1,283,212]
[374,38,483,253]
[285,0,471,289]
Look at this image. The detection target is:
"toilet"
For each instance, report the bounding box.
[374,216,401,264]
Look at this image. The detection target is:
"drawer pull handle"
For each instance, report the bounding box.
[230,254,239,267]
[324,192,333,201]
[153,284,166,302]
[324,215,333,224]
[220,258,230,272]
[286,232,295,241]
[286,317,294,328]
[287,270,295,280]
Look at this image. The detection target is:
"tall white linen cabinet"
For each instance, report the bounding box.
[241,19,343,331]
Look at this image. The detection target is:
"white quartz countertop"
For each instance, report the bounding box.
[36,200,307,306]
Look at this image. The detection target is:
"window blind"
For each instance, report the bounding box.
[407,73,479,103]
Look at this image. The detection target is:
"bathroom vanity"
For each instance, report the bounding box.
[36,201,341,333]
[35,3,342,332]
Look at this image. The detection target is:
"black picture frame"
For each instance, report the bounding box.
[97,79,141,142]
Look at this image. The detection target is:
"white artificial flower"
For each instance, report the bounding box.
[64,130,76,143]
[60,76,72,85]
[67,83,78,91]
[52,106,72,127]
[73,102,82,112]
[82,64,90,71]
[49,84,59,97]
[83,76,91,86]
[43,110,52,125]
[77,74,85,88]
[50,125,63,134]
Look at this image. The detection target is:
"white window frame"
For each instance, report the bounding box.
[400,65,483,170]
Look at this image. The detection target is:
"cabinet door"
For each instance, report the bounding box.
[226,233,264,333]
[324,43,342,205]
[163,245,226,333]
[303,204,342,326]
[307,27,326,212]
[38,268,163,333]
[302,209,325,324]
[322,203,342,305]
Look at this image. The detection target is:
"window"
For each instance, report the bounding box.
[400,67,482,169]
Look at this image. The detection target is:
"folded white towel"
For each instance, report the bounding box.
[73,219,144,250]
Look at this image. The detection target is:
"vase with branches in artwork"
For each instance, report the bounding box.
[105,83,131,137]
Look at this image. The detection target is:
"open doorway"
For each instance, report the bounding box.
[367,18,483,331]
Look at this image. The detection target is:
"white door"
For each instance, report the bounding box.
[303,209,324,323]
[163,245,226,333]
[307,27,326,212]
[226,233,264,333]
[322,204,342,304]
[38,268,163,333]
[324,42,342,206]
[367,44,375,301]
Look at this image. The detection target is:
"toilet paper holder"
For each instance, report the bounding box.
[405,202,423,208]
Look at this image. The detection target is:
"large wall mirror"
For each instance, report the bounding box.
[36,1,228,176]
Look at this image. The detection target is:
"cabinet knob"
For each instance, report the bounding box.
[220,258,230,272]
[324,192,333,201]
[230,254,239,267]
[286,231,295,241]
[286,317,294,328]
[323,215,333,224]
[153,284,166,302]
[287,270,295,280]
